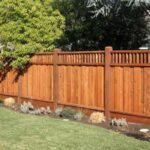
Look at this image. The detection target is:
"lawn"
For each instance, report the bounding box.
[0,108,150,150]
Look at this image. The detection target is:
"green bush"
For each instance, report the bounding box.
[55,107,63,116]
[0,99,4,106]
[61,107,77,119]
[0,99,3,103]
[0,0,65,70]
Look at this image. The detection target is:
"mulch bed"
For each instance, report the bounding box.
[78,116,150,142]
[99,122,150,142]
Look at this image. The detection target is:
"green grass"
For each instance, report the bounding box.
[0,108,150,150]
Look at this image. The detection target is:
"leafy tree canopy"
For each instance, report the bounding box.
[54,0,150,51]
[0,0,65,70]
[87,0,150,17]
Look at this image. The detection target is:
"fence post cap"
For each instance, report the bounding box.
[53,48,61,53]
[105,46,113,51]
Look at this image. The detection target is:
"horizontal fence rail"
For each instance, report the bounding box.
[0,47,150,124]
[32,53,53,65]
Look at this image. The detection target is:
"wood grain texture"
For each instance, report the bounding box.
[58,66,104,110]
[0,49,150,124]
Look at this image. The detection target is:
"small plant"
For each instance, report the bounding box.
[55,107,63,116]
[0,99,4,106]
[74,111,84,121]
[20,101,51,115]
[40,107,47,114]
[61,107,77,119]
[0,99,3,103]
[20,101,34,114]
[89,112,105,124]
[110,118,128,127]
[4,97,15,107]
[46,107,51,114]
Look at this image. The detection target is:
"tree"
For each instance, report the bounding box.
[86,0,150,49]
[53,0,92,50]
[87,0,150,17]
[0,0,65,70]
[54,0,150,50]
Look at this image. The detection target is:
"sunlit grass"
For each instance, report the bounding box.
[0,108,149,150]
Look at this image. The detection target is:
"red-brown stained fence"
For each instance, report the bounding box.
[1,47,150,124]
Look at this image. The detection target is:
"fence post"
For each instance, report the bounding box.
[104,46,112,121]
[53,48,61,110]
[17,74,22,105]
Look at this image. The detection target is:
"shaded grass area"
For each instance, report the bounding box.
[0,108,150,150]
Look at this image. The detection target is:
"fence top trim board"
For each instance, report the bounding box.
[32,48,150,66]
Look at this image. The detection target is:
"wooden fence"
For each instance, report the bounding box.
[1,47,150,124]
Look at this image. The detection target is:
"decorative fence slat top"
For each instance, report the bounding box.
[111,50,150,66]
[58,51,105,65]
[32,50,150,66]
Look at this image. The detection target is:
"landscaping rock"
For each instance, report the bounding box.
[4,97,15,107]
[89,112,105,124]
[139,128,149,133]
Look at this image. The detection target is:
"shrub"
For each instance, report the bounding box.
[89,112,105,124]
[61,107,77,119]
[20,101,51,115]
[0,99,4,106]
[20,101,34,114]
[55,107,63,116]
[4,97,15,107]
[110,118,128,127]
[74,111,84,121]
[0,99,3,103]
[0,0,65,70]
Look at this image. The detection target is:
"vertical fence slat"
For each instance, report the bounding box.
[53,49,61,109]
[17,74,22,105]
[104,46,112,120]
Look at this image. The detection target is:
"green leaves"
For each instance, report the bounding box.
[87,0,150,17]
[0,0,65,70]
[54,0,150,50]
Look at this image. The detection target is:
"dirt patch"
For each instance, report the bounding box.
[68,115,150,142]
[98,122,150,142]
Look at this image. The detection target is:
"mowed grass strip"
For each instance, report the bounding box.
[0,108,149,150]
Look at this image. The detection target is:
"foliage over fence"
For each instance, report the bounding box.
[0,0,65,70]
[1,0,150,70]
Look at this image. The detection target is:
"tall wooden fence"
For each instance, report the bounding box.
[1,47,150,124]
